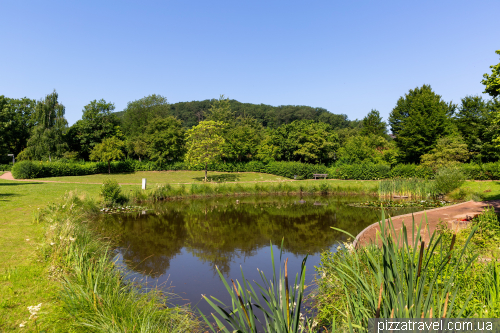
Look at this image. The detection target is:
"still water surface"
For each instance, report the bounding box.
[98,195,419,317]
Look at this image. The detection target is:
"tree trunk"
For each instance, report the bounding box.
[108,161,111,174]
[139,156,141,162]
[205,162,208,182]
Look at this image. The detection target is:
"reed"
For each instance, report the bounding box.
[378,178,437,199]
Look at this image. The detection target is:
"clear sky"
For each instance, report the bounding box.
[1,0,499,126]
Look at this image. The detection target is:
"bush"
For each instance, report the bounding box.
[0,164,12,171]
[434,167,465,195]
[11,161,42,179]
[388,164,434,179]
[100,179,126,205]
[329,163,390,180]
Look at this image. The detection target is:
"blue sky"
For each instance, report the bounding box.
[1,0,499,126]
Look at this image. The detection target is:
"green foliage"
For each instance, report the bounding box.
[100,178,125,205]
[329,163,390,180]
[317,212,479,330]
[0,96,36,160]
[267,120,339,164]
[433,167,465,195]
[204,94,234,122]
[0,164,12,171]
[11,160,42,179]
[420,134,470,170]
[388,163,434,179]
[185,120,226,180]
[68,99,121,160]
[337,135,389,164]
[89,136,125,174]
[360,109,387,136]
[220,117,263,162]
[121,94,170,137]
[144,116,186,164]
[454,96,500,162]
[389,85,455,163]
[201,241,313,333]
[481,50,500,98]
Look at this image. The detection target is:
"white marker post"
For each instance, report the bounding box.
[142,178,147,190]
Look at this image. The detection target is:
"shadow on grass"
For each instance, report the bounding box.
[0,193,20,201]
[0,182,43,186]
[192,174,241,183]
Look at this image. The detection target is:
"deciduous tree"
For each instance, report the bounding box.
[144,116,185,165]
[482,50,500,98]
[121,94,170,137]
[361,109,387,136]
[185,121,225,181]
[388,85,455,163]
[89,136,125,174]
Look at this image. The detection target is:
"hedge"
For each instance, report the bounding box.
[0,164,12,171]
[11,160,500,181]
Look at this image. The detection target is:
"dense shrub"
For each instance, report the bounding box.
[388,164,434,179]
[0,164,12,171]
[11,161,42,179]
[100,178,126,205]
[460,163,500,180]
[434,167,465,195]
[329,163,390,180]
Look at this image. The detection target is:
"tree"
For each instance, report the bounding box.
[267,120,339,164]
[89,136,125,174]
[361,109,387,136]
[20,90,68,161]
[70,99,121,160]
[220,116,263,162]
[121,94,170,137]
[337,135,391,164]
[420,135,470,171]
[388,85,455,163]
[144,116,186,165]
[454,96,500,162]
[185,121,225,181]
[204,95,234,122]
[126,137,147,162]
[481,50,500,98]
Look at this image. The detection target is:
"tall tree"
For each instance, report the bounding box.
[204,95,234,122]
[361,109,387,136]
[388,85,455,163]
[454,96,500,162]
[70,99,121,160]
[482,50,500,98]
[220,116,263,162]
[20,90,68,161]
[144,116,186,165]
[185,121,225,181]
[89,136,125,174]
[121,94,170,137]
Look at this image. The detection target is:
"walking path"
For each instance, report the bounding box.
[354,200,500,247]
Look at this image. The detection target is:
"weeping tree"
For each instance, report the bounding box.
[19,90,68,161]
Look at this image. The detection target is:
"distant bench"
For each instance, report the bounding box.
[313,174,328,180]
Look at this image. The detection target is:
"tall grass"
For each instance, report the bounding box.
[378,178,437,199]
[127,181,378,203]
[40,191,202,332]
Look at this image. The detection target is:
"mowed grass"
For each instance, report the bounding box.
[459,180,500,200]
[35,170,289,184]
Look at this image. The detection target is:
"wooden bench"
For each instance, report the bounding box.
[313,174,328,180]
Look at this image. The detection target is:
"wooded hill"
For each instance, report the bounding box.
[114,99,360,129]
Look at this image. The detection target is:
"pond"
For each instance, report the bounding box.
[97,194,421,319]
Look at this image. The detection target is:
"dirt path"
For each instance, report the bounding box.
[354,200,500,247]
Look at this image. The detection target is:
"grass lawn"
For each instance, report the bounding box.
[459,180,500,200]
[35,170,289,184]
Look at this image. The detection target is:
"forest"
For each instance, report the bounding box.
[1,50,499,176]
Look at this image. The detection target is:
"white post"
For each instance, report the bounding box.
[142,178,147,190]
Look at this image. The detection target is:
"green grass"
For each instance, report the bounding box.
[35,171,289,184]
[455,180,500,200]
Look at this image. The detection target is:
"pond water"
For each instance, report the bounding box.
[97,194,420,319]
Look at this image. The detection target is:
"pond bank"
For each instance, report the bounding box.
[353,199,500,247]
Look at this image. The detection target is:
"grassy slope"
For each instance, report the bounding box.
[459,180,500,200]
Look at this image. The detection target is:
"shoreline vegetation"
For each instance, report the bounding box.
[2,171,500,331]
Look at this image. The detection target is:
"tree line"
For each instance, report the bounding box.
[1,50,499,177]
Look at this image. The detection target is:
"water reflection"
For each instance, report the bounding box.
[97,195,416,279]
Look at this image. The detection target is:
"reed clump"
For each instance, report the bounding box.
[378,178,437,199]
[39,191,202,332]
